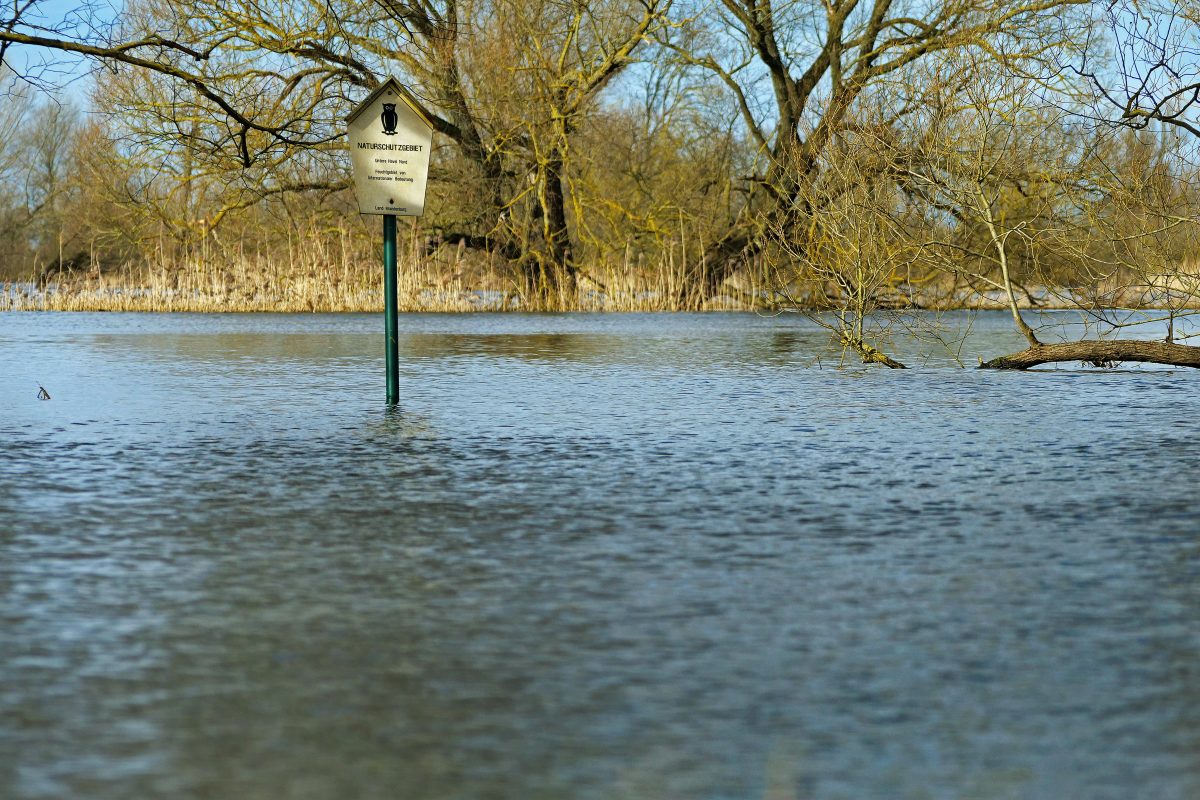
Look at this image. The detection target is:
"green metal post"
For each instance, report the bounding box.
[383,214,399,405]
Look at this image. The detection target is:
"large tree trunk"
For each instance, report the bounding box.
[689,227,756,308]
[514,151,576,301]
[690,160,812,308]
[540,152,573,277]
[981,340,1200,369]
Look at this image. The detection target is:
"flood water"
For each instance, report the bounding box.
[1,311,1198,799]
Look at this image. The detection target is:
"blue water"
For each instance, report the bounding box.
[1,311,1198,799]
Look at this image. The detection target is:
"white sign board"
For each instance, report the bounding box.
[346,78,434,216]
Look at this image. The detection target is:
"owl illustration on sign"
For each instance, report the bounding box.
[381,103,399,135]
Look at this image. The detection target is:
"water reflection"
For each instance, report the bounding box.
[89,332,376,363]
[400,332,625,362]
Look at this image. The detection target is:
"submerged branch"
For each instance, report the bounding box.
[842,335,907,369]
[980,340,1200,370]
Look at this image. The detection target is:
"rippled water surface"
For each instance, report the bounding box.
[2,311,1198,799]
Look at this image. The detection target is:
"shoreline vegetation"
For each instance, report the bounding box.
[14,232,1200,371]
[4,262,1195,314]
[4,229,1196,314]
[6,2,1200,366]
[9,281,1197,315]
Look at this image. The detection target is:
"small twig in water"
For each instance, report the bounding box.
[37,386,51,400]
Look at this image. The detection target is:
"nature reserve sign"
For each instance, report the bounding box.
[345,78,433,216]
[345,77,435,406]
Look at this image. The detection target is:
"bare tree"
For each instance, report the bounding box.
[768,123,917,368]
[0,66,83,278]
[445,0,672,298]
[907,53,1200,369]
[1075,1,1200,138]
[661,0,1091,305]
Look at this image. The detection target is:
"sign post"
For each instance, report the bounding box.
[345,77,434,405]
[383,214,398,404]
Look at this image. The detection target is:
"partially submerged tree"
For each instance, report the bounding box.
[767,122,918,368]
[967,2,1200,369]
[980,128,1200,369]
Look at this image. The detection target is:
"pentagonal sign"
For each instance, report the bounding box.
[346,77,434,216]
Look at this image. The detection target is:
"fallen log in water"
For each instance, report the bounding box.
[980,339,1200,370]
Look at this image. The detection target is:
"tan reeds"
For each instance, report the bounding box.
[0,221,777,313]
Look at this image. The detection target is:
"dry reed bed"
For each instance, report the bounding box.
[2,235,1189,313]
[0,220,771,311]
[0,248,754,312]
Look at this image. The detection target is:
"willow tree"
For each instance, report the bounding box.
[419,0,672,297]
[976,133,1200,370]
[1,0,669,300]
[935,1,1200,370]
[767,118,921,368]
[661,0,1092,305]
